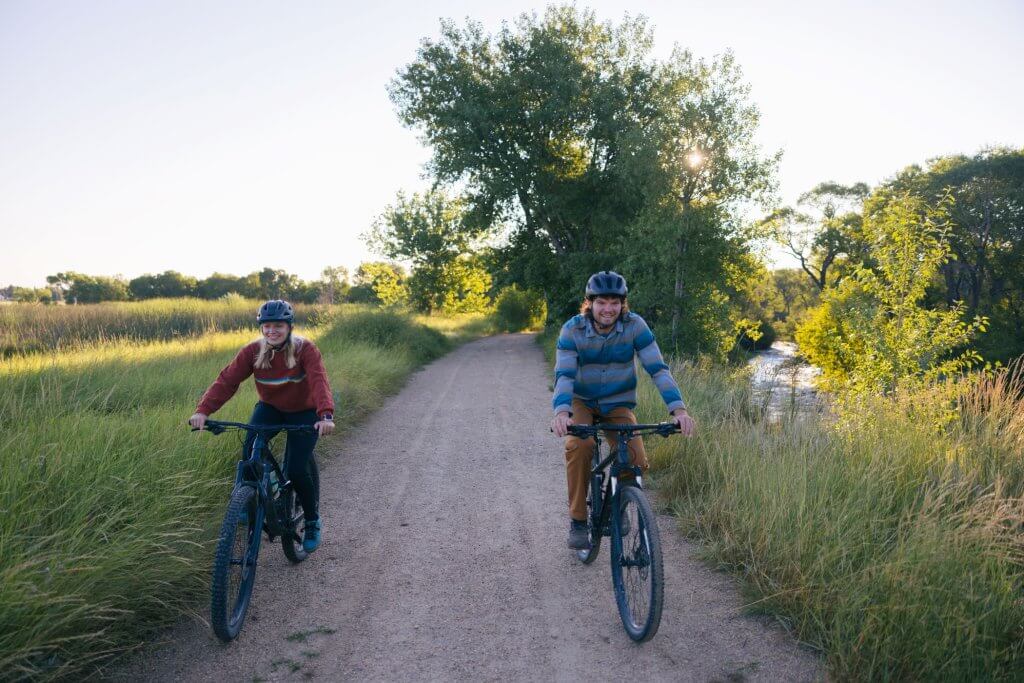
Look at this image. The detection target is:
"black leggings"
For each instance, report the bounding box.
[243,402,320,520]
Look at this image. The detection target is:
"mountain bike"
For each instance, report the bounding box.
[191,419,318,642]
[567,421,677,642]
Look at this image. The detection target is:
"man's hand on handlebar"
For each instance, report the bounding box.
[672,408,695,437]
[189,412,208,430]
[551,411,574,438]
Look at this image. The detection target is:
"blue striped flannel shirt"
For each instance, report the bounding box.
[552,312,686,415]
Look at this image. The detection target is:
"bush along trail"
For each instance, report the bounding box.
[0,308,485,680]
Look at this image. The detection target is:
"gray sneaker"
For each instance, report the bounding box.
[568,519,591,549]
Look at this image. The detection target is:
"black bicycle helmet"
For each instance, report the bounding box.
[585,271,628,298]
[256,299,294,324]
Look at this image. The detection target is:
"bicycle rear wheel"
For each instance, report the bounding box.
[280,455,318,563]
[279,487,308,563]
[610,485,664,642]
[211,486,260,642]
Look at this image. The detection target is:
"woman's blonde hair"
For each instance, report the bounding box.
[254,334,304,370]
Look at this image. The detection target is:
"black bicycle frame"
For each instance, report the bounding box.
[569,422,676,537]
[197,420,315,539]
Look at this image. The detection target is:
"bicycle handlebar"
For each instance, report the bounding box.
[566,422,679,438]
[189,419,317,436]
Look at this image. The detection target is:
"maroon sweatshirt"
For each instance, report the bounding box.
[196,338,335,418]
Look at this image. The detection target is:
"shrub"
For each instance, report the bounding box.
[494,287,547,332]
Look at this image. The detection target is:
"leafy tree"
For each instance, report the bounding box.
[732,261,784,350]
[619,48,778,355]
[317,266,350,304]
[128,270,198,299]
[45,272,75,301]
[770,268,819,338]
[196,273,258,299]
[796,192,985,393]
[350,262,408,307]
[392,5,777,356]
[286,281,320,304]
[390,7,660,316]
[437,257,493,314]
[64,273,129,303]
[11,286,53,303]
[762,182,869,291]
[494,285,547,331]
[869,148,1024,362]
[255,268,301,299]
[369,190,490,313]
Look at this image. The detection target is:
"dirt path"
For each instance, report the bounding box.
[107,334,821,682]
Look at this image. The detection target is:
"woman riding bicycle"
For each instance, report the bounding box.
[188,299,335,553]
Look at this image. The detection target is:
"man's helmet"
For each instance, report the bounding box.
[585,271,628,299]
[257,300,294,324]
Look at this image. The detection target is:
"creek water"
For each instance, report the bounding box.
[748,341,821,420]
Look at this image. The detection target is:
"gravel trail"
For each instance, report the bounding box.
[108,333,820,682]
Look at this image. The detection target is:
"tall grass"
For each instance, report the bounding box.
[0,310,463,680]
[641,361,1024,680]
[0,298,336,355]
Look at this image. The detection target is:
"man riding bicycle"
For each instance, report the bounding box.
[551,271,695,549]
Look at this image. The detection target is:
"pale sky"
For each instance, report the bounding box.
[2,0,1021,287]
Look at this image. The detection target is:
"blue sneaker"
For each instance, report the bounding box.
[303,518,322,553]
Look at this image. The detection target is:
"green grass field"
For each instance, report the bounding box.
[539,326,1024,680]
[0,307,488,680]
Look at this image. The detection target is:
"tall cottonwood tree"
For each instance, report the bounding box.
[390,6,657,312]
[619,49,778,354]
[391,5,777,355]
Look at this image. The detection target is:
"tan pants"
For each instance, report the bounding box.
[564,399,648,521]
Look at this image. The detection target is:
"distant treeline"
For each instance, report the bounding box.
[3,263,405,307]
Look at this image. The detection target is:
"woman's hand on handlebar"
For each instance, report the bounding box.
[189,412,208,430]
[314,418,335,436]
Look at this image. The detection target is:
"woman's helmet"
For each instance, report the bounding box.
[257,300,294,324]
[585,271,628,299]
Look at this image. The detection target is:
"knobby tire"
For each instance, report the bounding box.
[211,485,259,642]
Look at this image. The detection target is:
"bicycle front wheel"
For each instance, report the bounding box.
[211,486,260,642]
[610,485,664,642]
